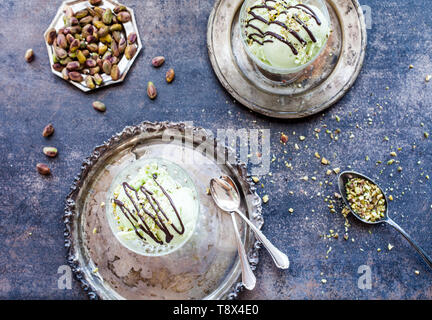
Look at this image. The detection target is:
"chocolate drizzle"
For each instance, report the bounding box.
[245,0,322,55]
[113,174,185,245]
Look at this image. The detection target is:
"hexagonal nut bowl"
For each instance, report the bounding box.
[44,0,142,92]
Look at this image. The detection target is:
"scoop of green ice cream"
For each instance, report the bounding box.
[244,0,330,70]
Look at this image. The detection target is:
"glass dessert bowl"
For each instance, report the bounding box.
[106,158,200,257]
[240,0,331,83]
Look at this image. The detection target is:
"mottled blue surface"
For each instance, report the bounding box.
[0,0,431,299]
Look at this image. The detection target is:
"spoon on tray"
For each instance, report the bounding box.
[210,176,290,289]
[338,171,432,270]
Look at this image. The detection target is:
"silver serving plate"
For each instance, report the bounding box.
[44,0,142,92]
[207,0,367,119]
[64,122,263,300]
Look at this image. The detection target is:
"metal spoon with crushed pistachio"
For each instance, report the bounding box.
[338,171,432,270]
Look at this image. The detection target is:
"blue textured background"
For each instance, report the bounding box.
[0,0,431,299]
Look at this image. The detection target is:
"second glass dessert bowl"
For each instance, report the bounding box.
[106,158,200,257]
[239,0,331,84]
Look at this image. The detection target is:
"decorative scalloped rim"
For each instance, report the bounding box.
[64,121,264,300]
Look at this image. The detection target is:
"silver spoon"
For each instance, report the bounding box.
[210,176,289,276]
[338,171,432,270]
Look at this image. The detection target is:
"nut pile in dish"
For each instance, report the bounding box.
[45,0,138,89]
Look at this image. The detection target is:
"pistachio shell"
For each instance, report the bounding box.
[92,101,106,112]
[36,163,51,175]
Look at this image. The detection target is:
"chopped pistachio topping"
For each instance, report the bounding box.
[345,178,386,222]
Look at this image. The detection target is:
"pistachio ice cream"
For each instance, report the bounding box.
[242,0,330,70]
[107,160,199,256]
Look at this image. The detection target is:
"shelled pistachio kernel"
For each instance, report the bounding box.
[345,178,386,222]
[25,49,34,62]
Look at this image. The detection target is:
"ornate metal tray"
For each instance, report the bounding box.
[44,0,142,92]
[207,0,367,118]
[64,122,263,300]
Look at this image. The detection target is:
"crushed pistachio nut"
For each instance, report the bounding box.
[414,270,420,275]
[388,195,394,201]
[425,132,429,139]
[426,75,431,82]
[299,136,306,141]
[262,195,269,203]
[314,152,321,159]
[280,133,288,144]
[390,151,397,157]
[388,243,394,251]
[92,228,98,234]
[333,168,341,174]
[345,178,386,222]
[288,208,294,213]
[252,176,260,183]
[321,279,327,284]
[321,158,329,165]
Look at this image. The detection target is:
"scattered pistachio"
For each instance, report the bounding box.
[152,56,165,67]
[25,49,34,63]
[125,44,137,60]
[280,133,288,144]
[127,32,137,44]
[42,124,55,137]
[166,68,175,83]
[111,64,120,80]
[147,82,157,100]
[43,147,58,158]
[92,101,106,112]
[36,163,51,175]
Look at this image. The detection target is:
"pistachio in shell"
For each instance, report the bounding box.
[118,38,127,54]
[111,41,120,57]
[116,11,131,23]
[85,75,96,89]
[42,124,55,137]
[89,0,102,7]
[66,61,80,71]
[102,59,112,75]
[57,34,68,49]
[69,71,83,82]
[102,8,113,25]
[114,5,127,14]
[75,9,89,19]
[85,58,97,68]
[54,47,68,59]
[36,163,51,176]
[110,23,122,32]
[80,15,93,26]
[111,64,120,80]
[147,82,157,100]
[127,32,137,44]
[76,50,86,65]
[151,56,165,68]
[25,49,34,63]
[124,45,136,60]
[53,63,64,72]
[98,43,108,55]
[89,66,100,75]
[62,68,70,80]
[69,39,80,52]
[93,73,103,85]
[166,68,175,83]
[43,147,58,158]
[45,28,57,45]
[92,101,106,112]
